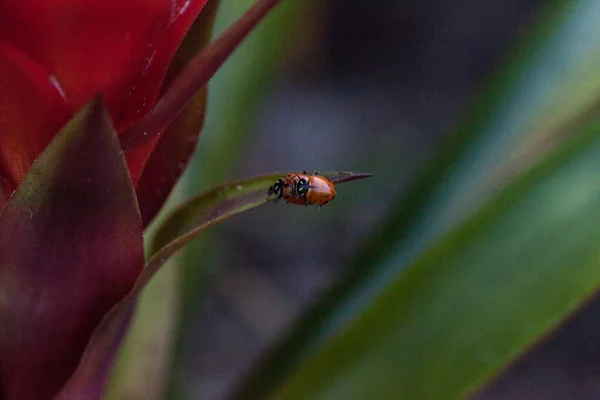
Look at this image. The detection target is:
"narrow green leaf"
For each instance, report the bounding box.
[268,120,600,399]
[151,171,372,256]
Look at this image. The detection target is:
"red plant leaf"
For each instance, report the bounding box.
[0,0,209,130]
[135,0,220,227]
[0,98,143,399]
[0,0,165,122]
[120,0,285,184]
[0,0,210,212]
[0,41,72,209]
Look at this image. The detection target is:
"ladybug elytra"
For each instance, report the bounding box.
[268,170,336,207]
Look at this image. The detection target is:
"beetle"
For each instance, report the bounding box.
[268,170,336,207]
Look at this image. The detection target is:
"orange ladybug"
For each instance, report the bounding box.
[268,170,336,207]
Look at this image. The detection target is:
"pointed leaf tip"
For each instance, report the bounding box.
[0,98,144,399]
[322,171,374,184]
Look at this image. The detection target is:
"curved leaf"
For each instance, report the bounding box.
[61,171,371,397]
[150,171,371,257]
[149,172,282,253]
[0,98,143,400]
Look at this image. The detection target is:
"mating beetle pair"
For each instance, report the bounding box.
[268,170,336,207]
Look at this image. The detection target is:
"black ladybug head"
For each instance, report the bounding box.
[295,178,310,196]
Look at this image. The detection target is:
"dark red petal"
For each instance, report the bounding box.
[136,0,220,227]
[0,98,143,399]
[0,41,72,208]
[120,0,284,184]
[0,0,207,130]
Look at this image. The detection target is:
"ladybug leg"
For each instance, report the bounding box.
[313,169,320,176]
[302,170,308,175]
[317,204,324,210]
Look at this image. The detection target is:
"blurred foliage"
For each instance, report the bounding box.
[235,1,600,399]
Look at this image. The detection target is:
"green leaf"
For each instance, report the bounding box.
[150,171,371,255]
[267,116,600,400]
[0,97,144,399]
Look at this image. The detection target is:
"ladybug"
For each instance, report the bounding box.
[268,170,336,207]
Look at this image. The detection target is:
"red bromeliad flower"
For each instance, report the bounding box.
[0,0,283,398]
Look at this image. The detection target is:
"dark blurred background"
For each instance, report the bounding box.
[114,1,600,399]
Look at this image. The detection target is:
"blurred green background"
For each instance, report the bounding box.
[107,0,600,399]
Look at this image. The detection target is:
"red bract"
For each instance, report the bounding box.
[0,99,143,400]
[0,0,284,398]
[0,0,208,222]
